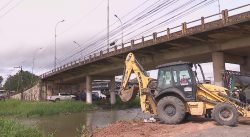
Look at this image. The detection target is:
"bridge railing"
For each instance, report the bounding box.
[41,4,250,79]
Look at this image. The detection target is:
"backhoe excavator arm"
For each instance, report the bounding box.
[119,53,157,114]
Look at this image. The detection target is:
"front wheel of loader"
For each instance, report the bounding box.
[157,96,186,124]
[212,103,239,126]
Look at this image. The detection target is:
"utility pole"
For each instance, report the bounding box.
[7,75,11,97]
[32,48,42,84]
[217,0,221,18]
[14,66,22,93]
[107,0,110,49]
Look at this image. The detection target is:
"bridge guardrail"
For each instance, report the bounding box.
[41,4,250,79]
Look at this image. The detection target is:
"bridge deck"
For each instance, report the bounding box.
[41,6,250,84]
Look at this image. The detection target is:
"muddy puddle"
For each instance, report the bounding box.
[17,108,149,137]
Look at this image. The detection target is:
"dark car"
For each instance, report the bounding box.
[0,93,7,101]
[75,92,100,101]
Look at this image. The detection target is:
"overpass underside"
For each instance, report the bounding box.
[41,9,250,104]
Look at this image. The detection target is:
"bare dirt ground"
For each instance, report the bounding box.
[93,117,250,137]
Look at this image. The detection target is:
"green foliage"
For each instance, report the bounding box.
[3,71,39,92]
[94,96,140,109]
[0,100,97,117]
[114,96,140,109]
[0,76,3,85]
[0,118,42,137]
[0,98,139,117]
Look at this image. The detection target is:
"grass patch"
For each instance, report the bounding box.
[0,97,140,117]
[113,96,140,109]
[0,100,97,117]
[0,118,42,137]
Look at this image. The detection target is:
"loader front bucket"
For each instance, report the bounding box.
[119,85,139,102]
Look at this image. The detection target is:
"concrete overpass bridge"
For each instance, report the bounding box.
[40,5,250,104]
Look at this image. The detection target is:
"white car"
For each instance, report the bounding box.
[92,90,106,99]
[47,93,76,102]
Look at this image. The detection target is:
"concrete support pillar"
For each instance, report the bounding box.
[110,77,116,105]
[240,56,250,74]
[86,75,92,104]
[39,83,44,101]
[212,52,225,86]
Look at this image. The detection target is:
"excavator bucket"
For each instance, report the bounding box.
[119,85,139,102]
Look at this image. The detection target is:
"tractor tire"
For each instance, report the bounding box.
[55,98,60,102]
[212,103,239,126]
[157,96,186,124]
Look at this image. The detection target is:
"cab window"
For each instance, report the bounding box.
[158,68,172,89]
[172,65,192,86]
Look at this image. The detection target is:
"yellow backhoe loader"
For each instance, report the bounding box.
[119,52,250,126]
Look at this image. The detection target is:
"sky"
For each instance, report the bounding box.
[0,0,249,84]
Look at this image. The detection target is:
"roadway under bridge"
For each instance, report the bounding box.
[40,7,250,104]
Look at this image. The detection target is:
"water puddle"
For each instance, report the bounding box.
[17,108,148,137]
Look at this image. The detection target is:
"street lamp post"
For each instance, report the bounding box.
[114,14,123,45]
[32,48,42,83]
[54,20,65,69]
[73,41,83,58]
[14,66,22,92]
[32,48,43,74]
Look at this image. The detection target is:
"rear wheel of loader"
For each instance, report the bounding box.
[212,103,239,126]
[157,96,186,124]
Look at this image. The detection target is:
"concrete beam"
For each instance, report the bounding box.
[212,52,225,86]
[86,75,92,104]
[224,54,244,64]
[56,64,123,84]
[46,36,250,84]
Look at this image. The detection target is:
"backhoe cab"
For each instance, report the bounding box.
[156,62,197,102]
[119,53,250,126]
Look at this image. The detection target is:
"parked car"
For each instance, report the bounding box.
[74,92,100,101]
[92,90,106,99]
[47,93,76,102]
[0,93,6,101]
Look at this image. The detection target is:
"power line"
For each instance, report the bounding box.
[59,0,106,36]
[57,0,184,66]
[32,0,107,73]
[123,0,198,36]
[81,0,216,57]
[39,0,157,70]
[106,0,180,44]
[85,1,194,53]
[0,0,15,13]
[0,0,24,19]
[39,0,219,74]
[114,0,211,42]
[87,0,198,49]
[76,0,176,54]
[133,0,217,38]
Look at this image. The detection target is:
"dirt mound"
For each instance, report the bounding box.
[93,117,215,137]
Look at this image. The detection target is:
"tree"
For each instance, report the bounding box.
[0,76,3,87]
[3,71,40,92]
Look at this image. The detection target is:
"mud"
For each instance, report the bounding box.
[93,117,250,137]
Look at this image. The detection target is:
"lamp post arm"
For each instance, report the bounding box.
[54,20,65,69]
[114,15,123,45]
